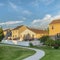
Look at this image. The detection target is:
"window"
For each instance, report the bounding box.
[13,35,14,37]
[52,26,54,30]
[23,35,26,40]
[32,35,34,40]
[32,35,34,38]
[57,33,60,38]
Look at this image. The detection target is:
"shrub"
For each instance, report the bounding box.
[53,40,60,49]
[45,38,55,46]
[55,40,60,46]
[40,36,49,44]
[54,44,59,49]
[29,43,33,47]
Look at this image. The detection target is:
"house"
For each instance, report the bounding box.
[49,19,60,40]
[11,25,27,40]
[3,29,9,36]
[3,29,12,40]
[11,25,48,41]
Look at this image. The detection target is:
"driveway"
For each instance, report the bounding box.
[23,47,45,60]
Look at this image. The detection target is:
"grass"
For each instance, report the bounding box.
[31,46,60,60]
[0,44,35,60]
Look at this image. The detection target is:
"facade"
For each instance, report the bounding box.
[3,29,12,40]
[4,25,48,41]
[3,29,9,36]
[3,25,48,41]
[3,19,60,40]
[49,19,60,40]
[12,25,27,40]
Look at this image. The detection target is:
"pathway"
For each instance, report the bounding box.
[23,47,45,60]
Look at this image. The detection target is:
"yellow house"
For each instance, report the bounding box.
[12,25,27,40]
[3,29,10,36]
[3,29,12,40]
[11,25,48,41]
[49,19,60,40]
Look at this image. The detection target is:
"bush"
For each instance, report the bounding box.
[29,43,33,47]
[55,40,60,46]
[40,36,49,44]
[53,40,60,49]
[45,38,55,46]
[54,44,59,49]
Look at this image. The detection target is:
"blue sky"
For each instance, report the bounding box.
[0,0,60,29]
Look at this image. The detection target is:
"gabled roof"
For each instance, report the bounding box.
[28,28,48,34]
[12,25,24,30]
[11,25,48,34]
[3,29,10,32]
[50,19,60,25]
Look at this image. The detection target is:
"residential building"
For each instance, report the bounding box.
[3,29,12,40]
[11,25,48,41]
[49,19,60,40]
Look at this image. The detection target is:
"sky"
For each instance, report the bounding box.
[0,0,60,29]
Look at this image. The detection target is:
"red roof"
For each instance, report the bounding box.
[50,19,60,24]
[28,28,48,34]
[12,25,24,30]
[11,25,48,34]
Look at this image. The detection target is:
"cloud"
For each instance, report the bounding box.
[31,14,60,29]
[8,1,32,15]
[52,15,60,19]
[22,10,32,15]
[22,17,27,20]
[0,21,24,26]
[32,14,51,24]
[31,0,40,8]
[30,0,54,9]
[32,19,40,24]
[40,0,54,5]
[0,3,4,6]
[9,2,18,11]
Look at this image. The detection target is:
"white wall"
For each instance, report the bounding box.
[1,40,41,46]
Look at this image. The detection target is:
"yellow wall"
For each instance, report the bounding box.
[18,26,27,37]
[36,33,48,38]
[19,26,27,33]
[3,26,48,41]
[12,29,19,39]
[37,34,44,38]
[3,31,7,36]
[20,29,48,41]
[11,26,27,40]
[20,29,36,41]
[49,23,60,36]
[11,26,48,41]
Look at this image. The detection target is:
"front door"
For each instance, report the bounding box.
[23,33,31,41]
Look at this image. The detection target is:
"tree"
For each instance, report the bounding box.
[45,38,55,46]
[0,27,4,42]
[55,40,60,46]
[40,36,49,44]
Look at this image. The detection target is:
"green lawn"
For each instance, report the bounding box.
[0,45,35,60]
[31,46,60,60]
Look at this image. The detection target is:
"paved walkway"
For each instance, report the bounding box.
[23,47,45,60]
